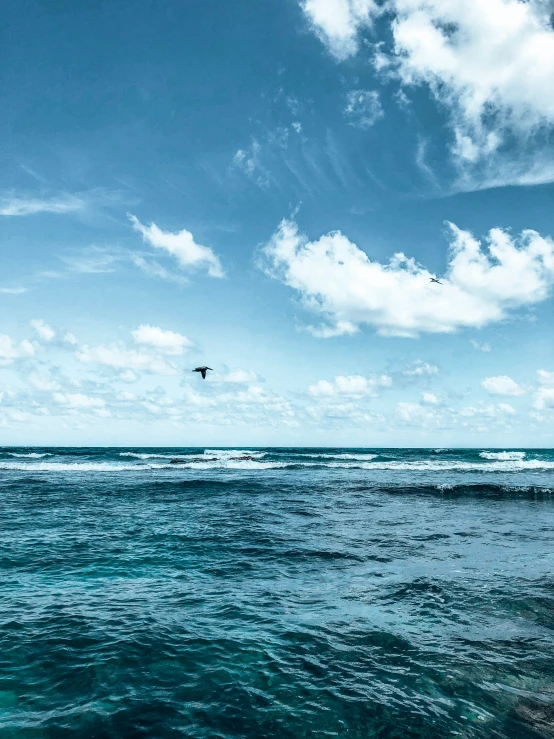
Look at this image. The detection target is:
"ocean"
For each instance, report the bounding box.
[0,446,553,738]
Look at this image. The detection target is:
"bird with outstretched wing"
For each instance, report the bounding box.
[193,366,213,380]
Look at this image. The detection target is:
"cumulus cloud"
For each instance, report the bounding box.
[76,344,178,375]
[129,214,224,278]
[262,218,554,337]
[218,369,261,383]
[131,325,192,355]
[30,319,56,342]
[301,0,379,60]
[481,375,525,396]
[403,360,438,376]
[533,369,554,409]
[345,90,384,128]
[0,194,83,216]
[53,392,105,409]
[0,335,34,365]
[470,339,491,352]
[300,0,554,184]
[28,372,59,392]
[460,402,516,417]
[390,0,554,159]
[308,373,392,397]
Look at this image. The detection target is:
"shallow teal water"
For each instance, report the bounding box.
[0,447,553,737]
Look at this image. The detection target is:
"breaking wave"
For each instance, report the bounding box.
[479,451,526,461]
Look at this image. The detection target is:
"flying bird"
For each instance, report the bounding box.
[429,277,443,285]
[193,366,213,380]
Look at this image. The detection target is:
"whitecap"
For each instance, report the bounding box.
[479,451,526,461]
[119,452,176,459]
[8,452,50,458]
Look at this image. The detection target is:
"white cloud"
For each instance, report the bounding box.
[60,248,118,274]
[481,375,525,396]
[0,194,83,216]
[53,392,105,409]
[234,141,261,176]
[460,402,516,417]
[118,391,136,401]
[131,325,192,355]
[301,0,554,186]
[534,387,554,410]
[120,370,138,383]
[131,255,189,285]
[233,140,272,188]
[0,287,27,295]
[397,401,431,422]
[218,369,261,383]
[422,392,439,405]
[301,0,379,60]
[533,369,554,409]
[470,339,491,352]
[391,0,554,160]
[64,333,78,345]
[537,369,554,386]
[30,319,56,342]
[28,372,59,392]
[0,335,34,365]
[129,214,224,278]
[345,90,384,128]
[308,373,392,397]
[262,218,554,337]
[403,360,438,376]
[306,321,359,338]
[76,344,178,375]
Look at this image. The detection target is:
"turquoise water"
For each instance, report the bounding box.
[0,447,553,738]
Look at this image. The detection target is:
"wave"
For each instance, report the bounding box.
[203,449,266,458]
[0,462,156,472]
[479,451,526,461]
[2,457,554,473]
[3,452,51,458]
[345,460,554,471]
[302,452,378,461]
[119,452,175,459]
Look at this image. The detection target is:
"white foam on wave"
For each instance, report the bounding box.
[479,451,526,461]
[354,460,554,471]
[7,452,50,458]
[119,452,176,459]
[203,449,266,459]
[1,455,551,473]
[166,460,287,470]
[0,462,165,472]
[304,452,378,461]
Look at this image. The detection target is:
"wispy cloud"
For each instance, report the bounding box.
[0,193,84,216]
[344,90,383,128]
[60,247,119,274]
[0,287,27,295]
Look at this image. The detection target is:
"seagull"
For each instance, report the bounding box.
[429,277,443,285]
[193,366,213,380]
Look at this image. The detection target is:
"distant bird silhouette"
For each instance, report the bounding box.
[429,277,443,285]
[193,366,213,380]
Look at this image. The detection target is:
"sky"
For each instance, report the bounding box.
[1,0,554,447]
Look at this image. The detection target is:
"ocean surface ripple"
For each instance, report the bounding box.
[0,447,553,738]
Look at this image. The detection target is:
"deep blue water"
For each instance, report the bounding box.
[0,447,553,738]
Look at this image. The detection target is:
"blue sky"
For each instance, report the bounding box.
[2,0,554,446]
